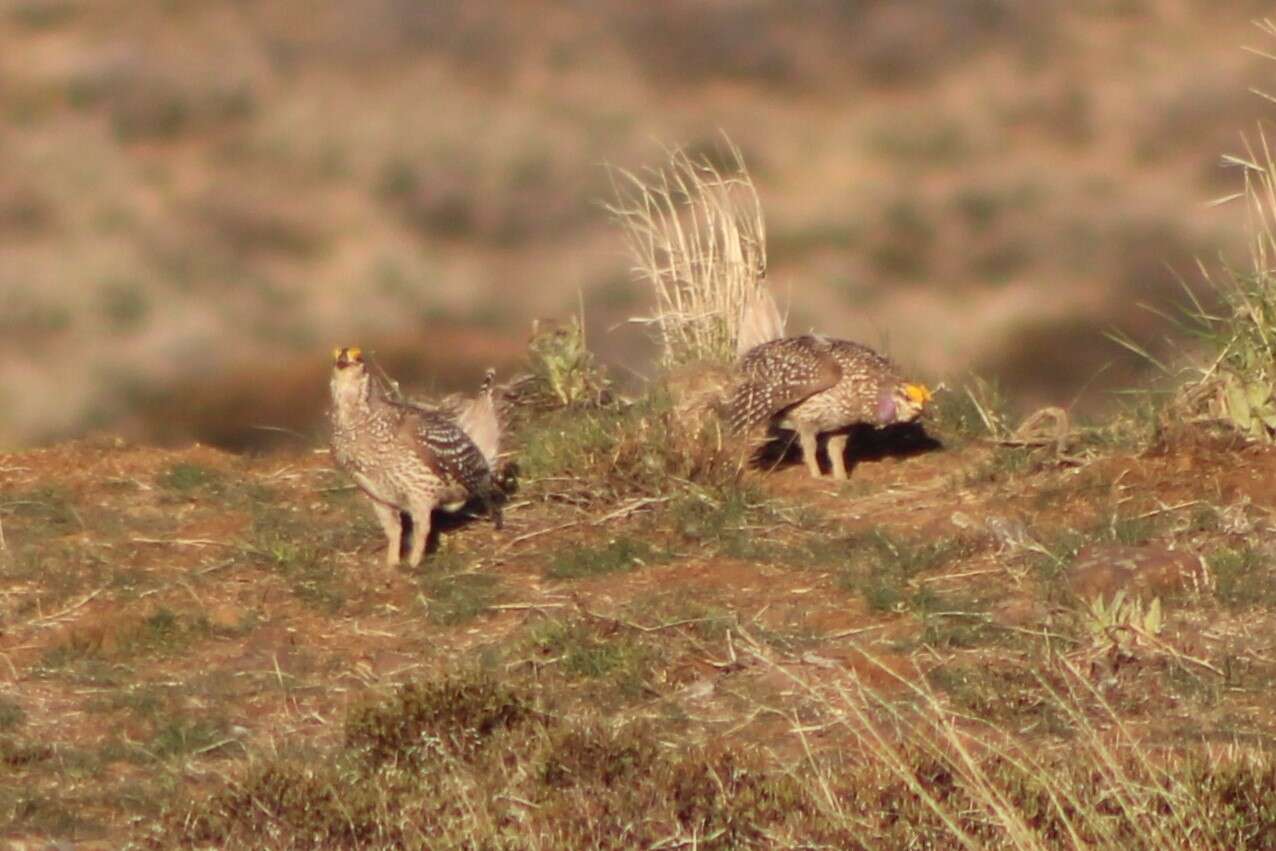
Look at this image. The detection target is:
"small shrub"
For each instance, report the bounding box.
[171,761,401,849]
[1130,102,1276,443]
[344,673,533,767]
[526,315,607,407]
[538,723,661,790]
[516,395,738,498]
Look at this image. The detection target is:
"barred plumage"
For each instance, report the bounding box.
[329,347,500,568]
[726,334,931,479]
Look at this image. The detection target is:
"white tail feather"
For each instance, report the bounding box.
[735,287,786,357]
[458,369,501,468]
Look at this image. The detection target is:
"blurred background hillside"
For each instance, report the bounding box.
[1,0,1271,450]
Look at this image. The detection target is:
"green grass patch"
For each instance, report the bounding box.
[124,609,211,657]
[158,462,224,495]
[515,393,738,498]
[545,536,672,580]
[2,486,80,534]
[527,620,653,698]
[149,715,234,762]
[927,662,1067,733]
[0,698,25,732]
[421,568,502,625]
[248,505,348,612]
[841,531,981,613]
[1210,546,1275,611]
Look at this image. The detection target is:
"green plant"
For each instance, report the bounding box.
[1084,590,1163,658]
[516,395,738,498]
[928,376,1007,440]
[527,315,606,407]
[526,620,653,696]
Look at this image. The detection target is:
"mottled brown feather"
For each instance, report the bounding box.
[727,336,843,433]
[396,406,492,499]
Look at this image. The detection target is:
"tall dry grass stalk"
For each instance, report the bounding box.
[1151,124,1276,442]
[607,136,769,367]
[1112,22,1276,442]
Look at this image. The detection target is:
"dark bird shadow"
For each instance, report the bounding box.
[754,421,943,477]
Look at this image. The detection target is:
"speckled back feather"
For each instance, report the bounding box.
[397,407,492,499]
[726,336,842,433]
[726,335,906,434]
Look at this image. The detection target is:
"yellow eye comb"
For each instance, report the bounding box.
[904,383,932,405]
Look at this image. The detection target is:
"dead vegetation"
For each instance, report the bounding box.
[607,136,769,368]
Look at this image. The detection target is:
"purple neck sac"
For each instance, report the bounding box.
[875,387,897,424]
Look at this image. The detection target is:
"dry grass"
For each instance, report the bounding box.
[607,136,769,367]
[1108,22,1276,444]
[756,644,1276,850]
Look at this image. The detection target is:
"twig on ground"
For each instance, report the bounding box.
[132,537,242,548]
[573,596,717,634]
[1131,500,1204,521]
[487,602,569,612]
[918,568,1002,584]
[499,495,672,552]
[822,625,887,640]
[502,519,583,549]
[26,586,106,626]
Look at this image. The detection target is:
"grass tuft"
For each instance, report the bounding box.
[607,135,768,366]
[516,393,740,500]
[159,463,223,494]
[1209,545,1275,610]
